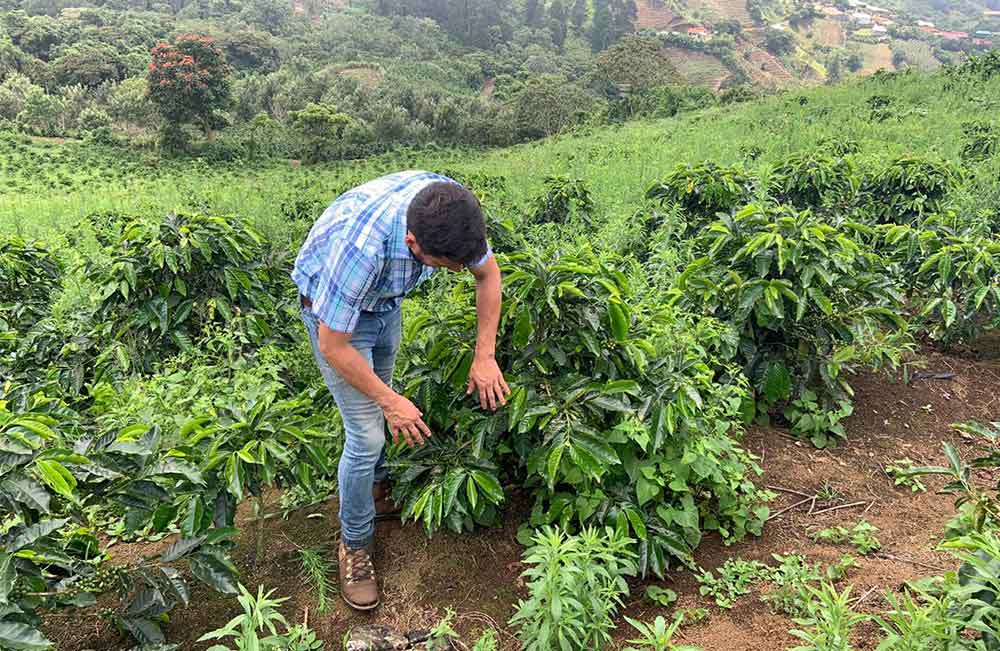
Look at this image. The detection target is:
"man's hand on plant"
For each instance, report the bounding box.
[467,354,511,411]
[382,393,432,447]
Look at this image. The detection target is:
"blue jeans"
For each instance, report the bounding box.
[300,305,401,549]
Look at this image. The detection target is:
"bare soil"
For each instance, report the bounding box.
[42,350,1000,651]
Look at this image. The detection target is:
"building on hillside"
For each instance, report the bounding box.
[687,25,711,38]
[872,24,888,34]
[985,10,1000,18]
[974,30,993,38]
[939,30,969,40]
[852,12,872,25]
[917,20,935,27]
[973,38,994,46]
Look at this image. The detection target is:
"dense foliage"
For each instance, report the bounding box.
[396,247,771,575]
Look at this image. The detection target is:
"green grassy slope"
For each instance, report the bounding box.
[2,66,998,245]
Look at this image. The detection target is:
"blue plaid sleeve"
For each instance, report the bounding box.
[467,242,494,270]
[312,242,381,333]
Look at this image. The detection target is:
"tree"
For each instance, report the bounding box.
[221,30,281,73]
[571,0,587,29]
[846,51,864,72]
[0,71,41,121]
[609,0,636,41]
[16,87,64,135]
[590,0,611,50]
[239,0,292,35]
[548,0,568,49]
[509,73,595,139]
[595,34,680,95]
[716,18,742,35]
[289,101,367,162]
[892,48,907,69]
[525,0,541,26]
[763,28,795,55]
[51,42,126,87]
[147,34,232,137]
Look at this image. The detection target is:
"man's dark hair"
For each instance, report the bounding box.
[406,181,487,265]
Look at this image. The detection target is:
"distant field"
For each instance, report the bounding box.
[635,0,679,30]
[858,42,895,75]
[803,18,846,48]
[893,39,942,71]
[662,46,732,89]
[682,0,753,25]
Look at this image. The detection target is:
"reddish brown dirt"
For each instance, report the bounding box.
[41,351,1000,651]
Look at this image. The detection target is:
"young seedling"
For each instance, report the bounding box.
[885,459,927,493]
[645,585,678,607]
[624,614,703,651]
[810,520,881,555]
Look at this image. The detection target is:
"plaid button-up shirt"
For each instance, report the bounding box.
[292,170,492,333]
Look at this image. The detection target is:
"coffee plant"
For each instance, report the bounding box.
[396,247,770,576]
[0,391,240,649]
[646,162,757,230]
[768,152,858,212]
[880,223,1000,344]
[85,212,296,372]
[861,156,961,224]
[0,236,61,338]
[669,204,908,444]
[527,175,594,226]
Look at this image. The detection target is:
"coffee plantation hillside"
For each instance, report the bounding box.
[0,55,999,650]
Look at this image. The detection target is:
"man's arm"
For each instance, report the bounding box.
[318,325,431,447]
[466,256,511,410]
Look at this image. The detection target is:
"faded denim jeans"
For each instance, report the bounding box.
[300,305,401,549]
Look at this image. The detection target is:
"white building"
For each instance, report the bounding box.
[853,12,872,25]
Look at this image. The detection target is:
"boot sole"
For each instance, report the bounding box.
[342,595,380,611]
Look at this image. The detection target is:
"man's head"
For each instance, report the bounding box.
[405,181,487,271]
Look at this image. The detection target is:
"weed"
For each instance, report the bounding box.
[623,614,702,651]
[810,521,881,555]
[789,584,866,651]
[697,558,771,608]
[884,459,927,493]
[298,548,337,614]
[645,585,678,607]
[816,482,842,502]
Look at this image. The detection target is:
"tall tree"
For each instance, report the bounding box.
[570,0,587,29]
[549,0,568,49]
[147,33,231,137]
[609,0,636,42]
[590,0,610,50]
[525,0,541,26]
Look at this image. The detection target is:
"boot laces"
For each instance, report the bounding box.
[345,547,375,583]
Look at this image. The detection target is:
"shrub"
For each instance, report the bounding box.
[527,175,593,225]
[961,121,1000,162]
[769,151,858,211]
[646,162,756,229]
[670,204,908,445]
[84,212,296,371]
[395,247,770,574]
[862,156,962,224]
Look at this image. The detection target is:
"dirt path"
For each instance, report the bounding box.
[42,351,1000,650]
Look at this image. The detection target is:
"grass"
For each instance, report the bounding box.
[3,68,998,246]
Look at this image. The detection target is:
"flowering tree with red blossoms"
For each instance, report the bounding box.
[147,34,231,138]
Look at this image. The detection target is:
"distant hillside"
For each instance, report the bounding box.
[636,0,999,91]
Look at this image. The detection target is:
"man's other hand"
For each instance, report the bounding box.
[382,394,432,447]
[467,355,511,411]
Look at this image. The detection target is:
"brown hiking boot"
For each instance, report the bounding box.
[373,481,402,519]
[339,542,379,611]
